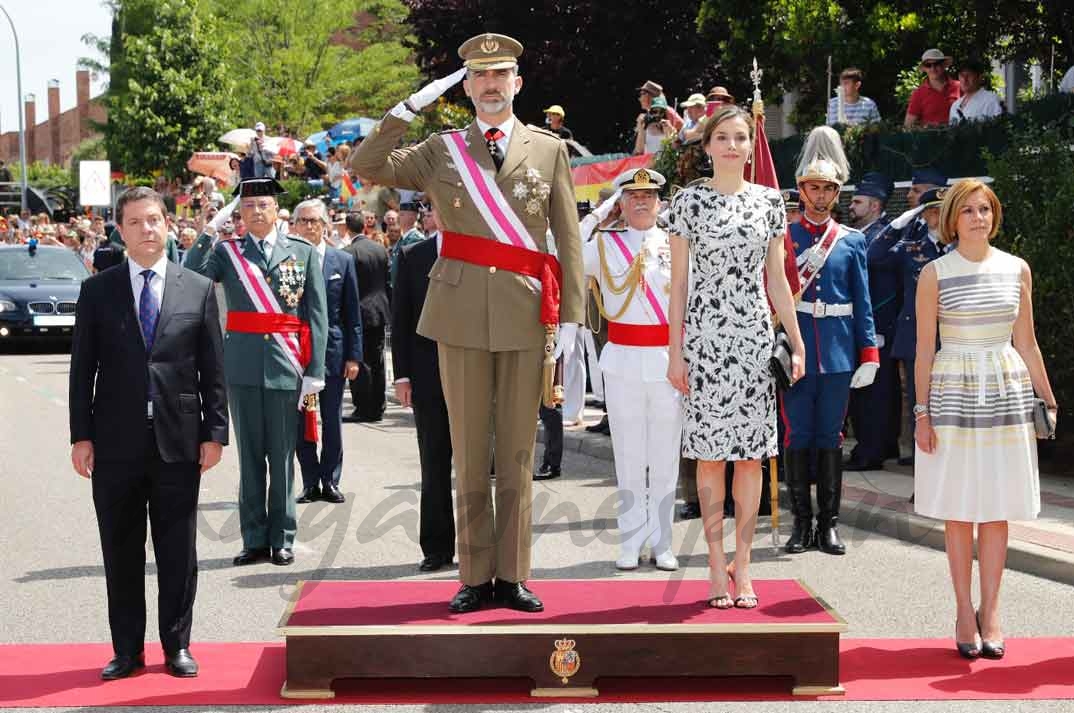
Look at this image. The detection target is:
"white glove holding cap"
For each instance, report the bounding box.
[553,323,580,362]
[297,376,326,410]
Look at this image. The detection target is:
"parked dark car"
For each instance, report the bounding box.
[0,243,90,341]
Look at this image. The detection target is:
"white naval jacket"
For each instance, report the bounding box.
[582,224,672,384]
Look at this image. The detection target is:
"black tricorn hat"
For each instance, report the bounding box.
[235,177,285,198]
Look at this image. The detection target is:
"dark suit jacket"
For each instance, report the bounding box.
[391,236,443,399]
[344,236,390,329]
[321,246,363,377]
[69,260,229,464]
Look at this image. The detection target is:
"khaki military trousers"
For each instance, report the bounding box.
[438,344,543,586]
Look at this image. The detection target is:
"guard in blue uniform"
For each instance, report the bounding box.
[845,173,898,470]
[782,127,879,556]
[866,182,948,467]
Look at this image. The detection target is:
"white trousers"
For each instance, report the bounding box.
[604,371,683,556]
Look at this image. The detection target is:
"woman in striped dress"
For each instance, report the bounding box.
[913,179,1057,660]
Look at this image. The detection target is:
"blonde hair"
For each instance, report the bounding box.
[938,179,1002,245]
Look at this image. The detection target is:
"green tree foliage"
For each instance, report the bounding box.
[209,0,420,137]
[100,0,235,177]
[696,1,1074,130]
[405,0,721,154]
[11,162,75,191]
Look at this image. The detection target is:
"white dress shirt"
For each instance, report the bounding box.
[949,89,1002,124]
[251,227,278,261]
[314,239,326,262]
[475,116,514,157]
[128,254,168,323]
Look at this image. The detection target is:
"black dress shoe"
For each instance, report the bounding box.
[296,486,321,504]
[164,648,199,677]
[585,415,610,435]
[494,580,544,612]
[843,458,884,471]
[419,553,453,572]
[101,653,145,680]
[322,484,345,503]
[272,548,295,566]
[449,582,494,613]
[533,462,561,481]
[232,547,271,566]
[677,502,702,520]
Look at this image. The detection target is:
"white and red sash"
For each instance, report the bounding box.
[795,219,842,295]
[221,240,306,377]
[605,231,669,326]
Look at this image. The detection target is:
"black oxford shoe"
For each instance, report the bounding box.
[585,415,610,435]
[272,548,295,566]
[322,484,346,503]
[419,553,453,572]
[295,486,321,504]
[101,653,145,680]
[533,462,561,481]
[677,502,702,521]
[448,582,494,613]
[164,648,199,678]
[495,580,544,612]
[232,547,271,566]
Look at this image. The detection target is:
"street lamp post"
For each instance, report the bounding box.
[0,2,28,211]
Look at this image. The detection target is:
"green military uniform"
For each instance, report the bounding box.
[351,36,584,590]
[184,209,327,555]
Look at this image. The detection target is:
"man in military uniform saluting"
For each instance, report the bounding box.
[184,178,328,566]
[352,33,584,613]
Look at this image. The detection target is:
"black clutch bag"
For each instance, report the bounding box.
[770,328,793,391]
[1033,398,1056,440]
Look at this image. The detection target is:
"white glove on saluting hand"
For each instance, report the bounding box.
[391,67,468,122]
[297,376,326,410]
[553,323,580,362]
[850,362,878,389]
[205,197,239,236]
[592,188,622,222]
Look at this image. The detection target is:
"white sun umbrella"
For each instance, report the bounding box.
[219,128,257,148]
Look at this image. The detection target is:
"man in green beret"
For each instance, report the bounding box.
[184,178,327,567]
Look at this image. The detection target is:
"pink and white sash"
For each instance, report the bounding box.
[606,231,669,325]
[221,240,304,376]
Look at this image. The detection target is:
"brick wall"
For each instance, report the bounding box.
[0,70,106,169]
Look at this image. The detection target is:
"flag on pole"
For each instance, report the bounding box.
[749,99,800,298]
[340,173,358,207]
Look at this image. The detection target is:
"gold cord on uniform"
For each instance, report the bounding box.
[587,232,647,330]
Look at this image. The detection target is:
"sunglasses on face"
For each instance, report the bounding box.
[923,61,944,69]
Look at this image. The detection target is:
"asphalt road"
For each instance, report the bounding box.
[2,340,1072,713]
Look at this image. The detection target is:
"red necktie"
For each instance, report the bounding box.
[484,127,505,170]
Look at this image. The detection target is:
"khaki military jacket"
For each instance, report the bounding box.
[351,114,583,352]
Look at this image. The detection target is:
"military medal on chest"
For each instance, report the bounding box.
[513,167,551,216]
[277,257,305,308]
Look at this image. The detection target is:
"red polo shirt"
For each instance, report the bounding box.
[907,78,961,126]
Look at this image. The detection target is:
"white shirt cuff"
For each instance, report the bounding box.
[393,377,411,384]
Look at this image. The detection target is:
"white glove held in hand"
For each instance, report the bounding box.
[850,362,879,389]
[553,323,580,361]
[391,67,468,121]
[297,376,326,410]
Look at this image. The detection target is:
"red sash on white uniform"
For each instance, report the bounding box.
[606,231,669,325]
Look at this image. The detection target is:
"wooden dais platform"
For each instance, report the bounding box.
[277,579,846,699]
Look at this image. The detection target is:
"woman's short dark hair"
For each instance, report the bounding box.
[115,186,167,224]
[701,104,755,148]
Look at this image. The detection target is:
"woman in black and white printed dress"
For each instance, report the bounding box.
[667,106,804,610]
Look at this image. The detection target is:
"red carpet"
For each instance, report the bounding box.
[285,578,838,628]
[2,638,1073,706]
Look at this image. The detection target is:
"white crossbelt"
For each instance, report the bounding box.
[796,300,853,318]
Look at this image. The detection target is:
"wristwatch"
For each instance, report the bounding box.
[912,404,929,417]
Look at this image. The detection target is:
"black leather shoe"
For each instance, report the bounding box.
[232,547,271,566]
[495,580,544,612]
[585,415,610,435]
[419,553,453,572]
[101,653,145,680]
[449,582,494,613]
[677,502,702,521]
[272,548,295,566]
[296,486,321,504]
[322,484,345,503]
[533,462,561,481]
[164,648,199,678]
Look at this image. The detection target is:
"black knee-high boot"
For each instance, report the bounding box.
[783,449,814,554]
[816,448,847,555]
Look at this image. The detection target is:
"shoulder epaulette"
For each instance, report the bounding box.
[526,124,561,139]
[288,235,313,246]
[437,127,466,135]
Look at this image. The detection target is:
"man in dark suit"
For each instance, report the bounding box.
[69,187,228,680]
[290,199,362,504]
[392,204,455,571]
[343,212,390,422]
